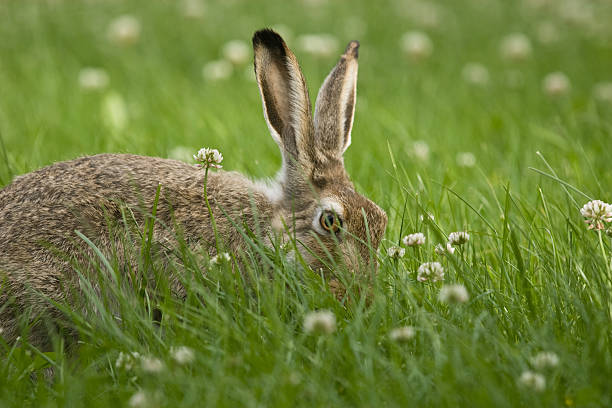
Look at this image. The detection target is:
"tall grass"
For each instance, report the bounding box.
[1,0,612,406]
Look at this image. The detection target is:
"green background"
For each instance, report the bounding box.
[1,0,612,406]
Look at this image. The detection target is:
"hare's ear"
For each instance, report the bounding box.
[314,41,359,157]
[253,29,312,159]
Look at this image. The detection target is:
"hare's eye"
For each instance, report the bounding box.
[319,211,342,233]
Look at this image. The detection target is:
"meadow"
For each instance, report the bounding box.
[1,0,612,406]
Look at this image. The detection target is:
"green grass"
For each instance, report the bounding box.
[1,0,612,406]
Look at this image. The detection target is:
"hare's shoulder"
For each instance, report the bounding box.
[39,153,199,181]
[0,154,202,208]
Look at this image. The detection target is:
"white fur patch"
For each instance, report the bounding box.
[252,177,283,203]
[252,165,286,204]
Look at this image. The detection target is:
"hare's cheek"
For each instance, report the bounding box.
[295,234,340,271]
[340,241,380,273]
[339,244,363,272]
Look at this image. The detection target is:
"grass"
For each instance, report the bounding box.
[1,0,612,406]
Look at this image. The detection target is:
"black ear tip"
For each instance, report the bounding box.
[253,28,286,49]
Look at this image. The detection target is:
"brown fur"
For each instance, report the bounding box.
[0,29,387,346]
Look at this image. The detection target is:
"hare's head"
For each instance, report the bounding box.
[252,29,387,276]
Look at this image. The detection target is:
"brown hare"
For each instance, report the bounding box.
[0,29,387,346]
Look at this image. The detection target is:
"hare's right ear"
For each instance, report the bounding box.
[313,41,359,158]
[253,29,313,166]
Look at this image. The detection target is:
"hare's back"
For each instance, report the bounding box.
[1,153,201,204]
[0,154,205,253]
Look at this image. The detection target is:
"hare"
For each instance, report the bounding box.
[0,29,387,346]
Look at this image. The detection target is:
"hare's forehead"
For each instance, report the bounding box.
[314,193,384,221]
[327,192,386,223]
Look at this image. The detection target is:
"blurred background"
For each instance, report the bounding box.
[1,0,611,216]
[2,4,612,404]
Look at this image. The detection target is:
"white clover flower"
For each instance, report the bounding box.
[419,213,435,222]
[107,15,141,46]
[210,252,231,265]
[412,140,430,160]
[580,200,612,231]
[401,31,433,60]
[542,72,571,97]
[518,370,546,392]
[78,68,109,91]
[222,40,250,65]
[181,0,206,19]
[202,60,233,81]
[417,262,444,282]
[102,91,128,133]
[530,351,560,370]
[387,245,406,259]
[128,390,149,408]
[438,284,469,304]
[456,152,477,167]
[115,351,141,371]
[448,231,470,246]
[303,310,336,335]
[402,233,426,247]
[435,242,455,255]
[389,326,416,342]
[194,147,223,169]
[500,33,532,61]
[170,346,195,365]
[140,356,164,374]
[593,82,612,104]
[461,63,489,86]
[296,34,339,58]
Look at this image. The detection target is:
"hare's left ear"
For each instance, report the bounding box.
[313,41,359,157]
